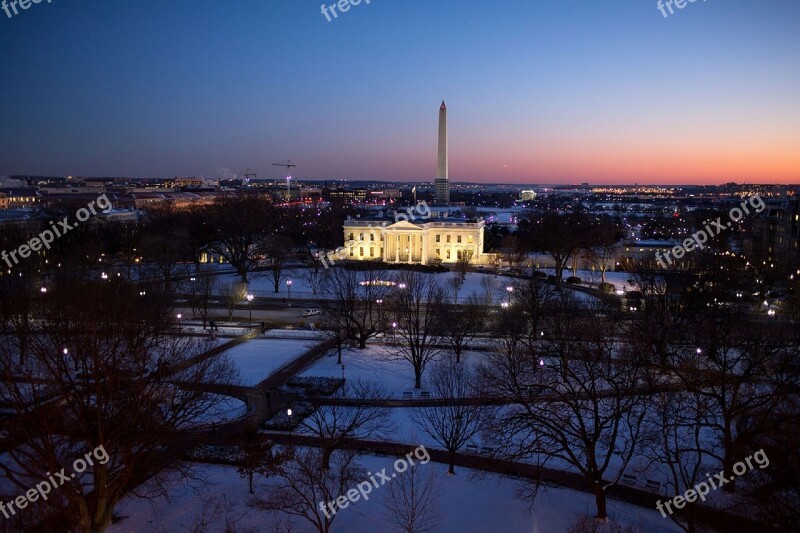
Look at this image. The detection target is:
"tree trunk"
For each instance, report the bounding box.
[322,447,333,470]
[414,370,422,389]
[448,451,456,474]
[554,266,564,291]
[592,482,608,520]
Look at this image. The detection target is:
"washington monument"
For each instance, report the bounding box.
[434,100,450,206]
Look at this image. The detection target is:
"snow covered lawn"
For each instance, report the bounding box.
[299,346,490,397]
[223,339,319,386]
[183,394,247,427]
[108,457,680,533]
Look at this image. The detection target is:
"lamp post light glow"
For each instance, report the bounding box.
[246,293,254,329]
[177,313,182,332]
[286,279,293,307]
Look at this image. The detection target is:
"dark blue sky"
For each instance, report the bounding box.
[1,0,798,184]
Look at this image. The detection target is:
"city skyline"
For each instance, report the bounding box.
[1,0,799,184]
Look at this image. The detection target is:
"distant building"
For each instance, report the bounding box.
[342,217,485,265]
[749,193,800,273]
[0,193,7,210]
[0,189,38,208]
[520,190,537,201]
[328,188,368,203]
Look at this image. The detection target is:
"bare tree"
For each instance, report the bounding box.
[672,309,795,492]
[499,234,526,269]
[447,273,465,304]
[301,379,392,469]
[221,281,247,322]
[454,250,472,282]
[321,267,390,349]
[207,195,275,283]
[522,212,590,291]
[584,220,622,287]
[237,430,287,495]
[186,268,218,329]
[260,235,293,294]
[479,275,499,307]
[411,360,492,474]
[252,448,365,533]
[389,271,446,389]
[0,277,237,532]
[482,308,647,520]
[511,276,552,350]
[301,268,328,297]
[383,464,442,533]
[439,296,486,363]
[641,391,717,533]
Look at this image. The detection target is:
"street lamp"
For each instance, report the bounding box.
[40,287,47,294]
[506,285,513,305]
[177,313,182,332]
[392,321,397,342]
[286,279,293,307]
[246,293,254,329]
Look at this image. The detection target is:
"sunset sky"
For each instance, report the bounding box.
[1,0,798,184]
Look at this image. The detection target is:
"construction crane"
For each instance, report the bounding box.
[272,161,297,201]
